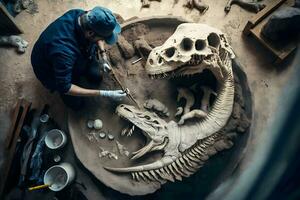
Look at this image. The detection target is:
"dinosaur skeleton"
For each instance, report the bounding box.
[105,23,235,183]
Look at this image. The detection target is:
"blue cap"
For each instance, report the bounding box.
[85,6,121,45]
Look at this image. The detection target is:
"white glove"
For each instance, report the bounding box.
[99,90,126,101]
[102,62,111,73]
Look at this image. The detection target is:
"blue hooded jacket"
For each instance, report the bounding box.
[31,9,96,93]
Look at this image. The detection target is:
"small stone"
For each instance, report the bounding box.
[54,155,61,163]
[94,119,103,130]
[99,132,106,139]
[87,120,94,129]
[107,134,114,140]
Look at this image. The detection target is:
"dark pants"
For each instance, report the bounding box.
[60,58,103,110]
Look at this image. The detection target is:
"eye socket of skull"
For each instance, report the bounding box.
[149,58,154,65]
[180,38,193,51]
[158,57,163,64]
[195,39,206,51]
[207,33,220,48]
[165,47,176,58]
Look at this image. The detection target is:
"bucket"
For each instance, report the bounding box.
[45,129,67,149]
[43,162,75,191]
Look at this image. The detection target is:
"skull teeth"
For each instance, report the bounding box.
[121,125,135,137]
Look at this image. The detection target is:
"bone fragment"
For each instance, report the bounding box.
[177,88,195,115]
[200,86,217,112]
[99,147,118,160]
[185,0,209,14]
[178,109,207,125]
[133,37,153,58]
[175,107,183,117]
[141,0,162,8]
[117,35,135,59]
[0,35,28,53]
[144,99,170,117]
[116,141,130,156]
[225,0,266,13]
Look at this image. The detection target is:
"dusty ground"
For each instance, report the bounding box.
[0,0,297,198]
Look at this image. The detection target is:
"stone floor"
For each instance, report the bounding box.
[0,0,297,199]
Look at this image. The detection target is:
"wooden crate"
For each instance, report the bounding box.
[243,0,297,63]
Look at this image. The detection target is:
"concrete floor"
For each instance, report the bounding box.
[0,0,297,198]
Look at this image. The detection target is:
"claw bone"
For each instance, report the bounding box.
[177,87,195,115]
[200,86,217,112]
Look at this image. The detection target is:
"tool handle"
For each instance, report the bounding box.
[28,184,50,191]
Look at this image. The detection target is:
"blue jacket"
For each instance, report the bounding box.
[31,9,96,93]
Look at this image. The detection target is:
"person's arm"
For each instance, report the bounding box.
[65,84,100,96]
[98,40,111,72]
[98,40,108,60]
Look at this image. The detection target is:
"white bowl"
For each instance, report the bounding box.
[45,129,67,150]
[44,163,75,191]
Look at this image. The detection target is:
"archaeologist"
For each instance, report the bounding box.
[31,6,126,109]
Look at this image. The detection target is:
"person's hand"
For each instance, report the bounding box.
[99,90,126,101]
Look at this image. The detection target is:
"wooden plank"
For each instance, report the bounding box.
[0,99,31,198]
[243,0,288,35]
[0,3,23,35]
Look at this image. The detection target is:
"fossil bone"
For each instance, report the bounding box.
[117,35,135,59]
[133,36,153,58]
[175,107,184,117]
[141,0,162,8]
[200,86,217,112]
[121,124,136,136]
[116,141,130,157]
[144,99,170,117]
[185,0,209,14]
[105,23,235,183]
[99,147,118,160]
[225,0,266,13]
[178,109,207,125]
[0,35,28,53]
[177,87,195,115]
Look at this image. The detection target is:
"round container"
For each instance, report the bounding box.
[45,129,67,150]
[44,162,75,192]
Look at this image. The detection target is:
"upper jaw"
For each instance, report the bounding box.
[146,54,223,80]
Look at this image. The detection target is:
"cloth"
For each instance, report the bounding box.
[29,137,45,184]
[31,9,98,93]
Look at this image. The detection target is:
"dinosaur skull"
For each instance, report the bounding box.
[117,104,169,159]
[146,23,235,80]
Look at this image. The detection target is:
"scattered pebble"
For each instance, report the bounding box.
[54,155,61,163]
[87,120,94,129]
[107,134,114,140]
[99,132,106,139]
[94,119,103,130]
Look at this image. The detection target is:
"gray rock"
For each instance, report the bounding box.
[262,7,300,41]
